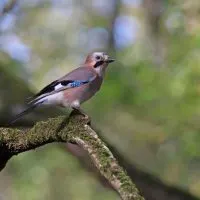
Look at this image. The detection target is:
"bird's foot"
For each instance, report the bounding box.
[70,107,91,125]
[71,107,88,117]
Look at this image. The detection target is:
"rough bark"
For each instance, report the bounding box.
[0,111,144,200]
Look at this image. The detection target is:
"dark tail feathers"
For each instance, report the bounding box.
[8,101,43,125]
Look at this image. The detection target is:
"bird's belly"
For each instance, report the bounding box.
[78,80,102,103]
[43,92,64,105]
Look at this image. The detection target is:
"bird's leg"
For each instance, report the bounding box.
[72,107,88,117]
[70,107,91,126]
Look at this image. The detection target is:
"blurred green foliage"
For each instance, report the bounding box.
[1,0,200,199]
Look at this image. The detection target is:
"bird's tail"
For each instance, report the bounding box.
[8,101,44,125]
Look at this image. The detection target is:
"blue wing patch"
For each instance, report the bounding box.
[54,80,90,90]
[69,80,89,88]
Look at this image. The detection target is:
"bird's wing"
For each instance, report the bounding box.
[28,67,97,104]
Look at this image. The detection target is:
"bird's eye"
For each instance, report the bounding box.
[96,56,101,60]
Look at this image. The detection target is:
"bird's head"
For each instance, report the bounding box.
[85,52,115,76]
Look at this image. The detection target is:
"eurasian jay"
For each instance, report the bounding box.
[10,52,115,123]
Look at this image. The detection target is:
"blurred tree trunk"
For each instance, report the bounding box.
[107,0,121,51]
[143,0,166,67]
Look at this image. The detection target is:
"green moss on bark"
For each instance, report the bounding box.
[0,112,145,200]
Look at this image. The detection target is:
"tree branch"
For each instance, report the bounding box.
[1,0,17,16]
[0,111,144,200]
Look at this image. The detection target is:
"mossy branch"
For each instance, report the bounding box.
[0,111,144,200]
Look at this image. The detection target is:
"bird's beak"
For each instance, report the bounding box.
[105,56,115,63]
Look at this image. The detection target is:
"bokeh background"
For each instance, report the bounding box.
[0,0,200,200]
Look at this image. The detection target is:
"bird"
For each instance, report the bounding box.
[9,52,115,124]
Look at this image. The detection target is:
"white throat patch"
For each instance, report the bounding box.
[94,66,106,77]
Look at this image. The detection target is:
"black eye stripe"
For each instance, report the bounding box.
[94,60,104,68]
[96,56,101,60]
